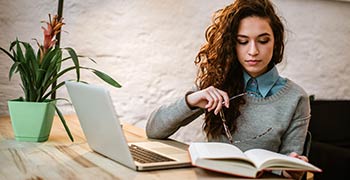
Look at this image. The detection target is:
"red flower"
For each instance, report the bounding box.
[38,14,65,62]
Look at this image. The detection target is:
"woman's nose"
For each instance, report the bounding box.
[248,42,259,56]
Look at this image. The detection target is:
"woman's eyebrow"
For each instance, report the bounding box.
[237,33,271,38]
[258,33,271,37]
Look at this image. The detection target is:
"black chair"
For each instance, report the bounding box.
[303,131,312,157]
[301,131,312,180]
[308,100,350,180]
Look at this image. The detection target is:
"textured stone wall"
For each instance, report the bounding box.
[1,0,349,142]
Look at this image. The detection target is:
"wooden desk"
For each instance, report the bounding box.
[0,115,285,179]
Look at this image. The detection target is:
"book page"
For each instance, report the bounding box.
[244,149,321,171]
[189,142,249,161]
[196,158,259,177]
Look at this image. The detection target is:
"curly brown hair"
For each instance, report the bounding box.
[195,0,285,139]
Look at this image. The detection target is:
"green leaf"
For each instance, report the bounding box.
[64,47,80,81]
[11,49,18,62]
[12,42,35,101]
[23,42,38,86]
[62,55,97,64]
[36,48,62,96]
[23,42,36,61]
[41,81,65,101]
[43,66,76,93]
[40,50,62,91]
[9,62,20,80]
[40,48,60,69]
[0,46,15,62]
[9,39,17,51]
[87,57,97,64]
[55,105,74,142]
[91,69,122,88]
[15,40,26,63]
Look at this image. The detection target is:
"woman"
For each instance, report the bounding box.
[146,0,310,178]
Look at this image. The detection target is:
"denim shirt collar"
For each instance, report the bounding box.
[243,66,280,98]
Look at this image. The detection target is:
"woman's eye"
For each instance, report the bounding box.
[237,40,248,45]
[259,39,269,44]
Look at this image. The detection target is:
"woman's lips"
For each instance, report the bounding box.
[246,60,261,66]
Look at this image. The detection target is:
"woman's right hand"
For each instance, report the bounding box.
[186,86,229,115]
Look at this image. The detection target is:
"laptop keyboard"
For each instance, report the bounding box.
[129,144,175,164]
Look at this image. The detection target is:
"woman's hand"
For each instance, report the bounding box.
[186,86,229,115]
[282,152,309,180]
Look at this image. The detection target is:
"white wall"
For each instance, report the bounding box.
[1,0,349,142]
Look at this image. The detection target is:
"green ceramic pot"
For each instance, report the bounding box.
[8,99,56,142]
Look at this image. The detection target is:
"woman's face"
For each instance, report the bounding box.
[236,16,274,78]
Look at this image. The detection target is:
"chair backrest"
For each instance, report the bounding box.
[303,131,312,157]
[309,100,350,144]
[301,131,312,180]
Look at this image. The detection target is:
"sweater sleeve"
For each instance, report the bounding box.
[146,95,204,139]
[279,93,311,155]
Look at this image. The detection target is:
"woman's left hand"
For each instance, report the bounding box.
[282,152,309,180]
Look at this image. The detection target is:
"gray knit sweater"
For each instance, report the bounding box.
[146,79,310,155]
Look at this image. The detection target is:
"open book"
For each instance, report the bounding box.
[188,142,322,178]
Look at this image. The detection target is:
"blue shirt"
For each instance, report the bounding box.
[243,66,286,98]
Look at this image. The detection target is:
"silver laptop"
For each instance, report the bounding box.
[65,81,191,171]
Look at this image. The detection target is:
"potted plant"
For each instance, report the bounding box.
[0,14,121,142]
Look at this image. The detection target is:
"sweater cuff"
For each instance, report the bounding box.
[179,94,201,116]
[185,91,199,110]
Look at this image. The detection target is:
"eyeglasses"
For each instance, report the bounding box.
[221,91,258,105]
[219,92,272,144]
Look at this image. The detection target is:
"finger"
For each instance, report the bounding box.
[212,90,224,115]
[288,152,309,162]
[218,90,229,108]
[204,87,227,114]
[204,87,218,110]
[298,155,309,162]
[204,91,214,110]
[288,152,298,158]
[207,87,225,114]
[207,90,220,113]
